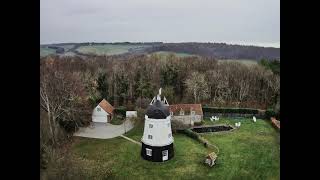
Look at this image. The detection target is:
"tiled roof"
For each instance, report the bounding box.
[98,99,114,114]
[169,104,203,115]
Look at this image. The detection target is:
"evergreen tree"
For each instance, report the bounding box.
[96,72,109,101]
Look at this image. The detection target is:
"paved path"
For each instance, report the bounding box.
[74,120,134,139]
[120,135,142,146]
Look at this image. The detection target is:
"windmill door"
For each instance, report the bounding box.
[162,150,168,161]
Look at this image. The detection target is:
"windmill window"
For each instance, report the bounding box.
[149,124,153,128]
[146,148,152,156]
[170,111,173,116]
[191,111,195,115]
[148,135,153,139]
[97,107,101,112]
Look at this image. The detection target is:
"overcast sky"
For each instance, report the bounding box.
[40,0,280,47]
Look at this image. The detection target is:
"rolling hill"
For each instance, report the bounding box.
[40,42,280,61]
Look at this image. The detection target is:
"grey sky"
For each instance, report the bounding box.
[40,0,280,47]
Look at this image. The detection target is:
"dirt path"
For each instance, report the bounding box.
[120,135,141,146]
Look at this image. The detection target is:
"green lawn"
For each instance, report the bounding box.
[218,59,258,66]
[40,47,56,57]
[109,117,125,125]
[70,118,279,179]
[76,44,150,56]
[150,51,198,58]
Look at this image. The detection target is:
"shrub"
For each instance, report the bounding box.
[202,107,259,114]
[40,143,49,170]
[114,106,127,117]
[198,136,208,147]
[171,120,190,131]
[265,109,276,120]
[194,120,205,126]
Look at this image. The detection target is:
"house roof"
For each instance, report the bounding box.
[169,104,203,115]
[98,99,114,114]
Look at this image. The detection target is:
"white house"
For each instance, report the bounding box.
[92,99,115,123]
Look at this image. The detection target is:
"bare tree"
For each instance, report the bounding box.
[40,66,89,145]
[185,72,209,103]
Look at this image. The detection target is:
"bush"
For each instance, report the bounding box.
[194,120,205,126]
[171,120,190,131]
[198,136,209,147]
[114,106,127,117]
[202,107,259,114]
[40,144,49,170]
[265,109,276,120]
[110,116,125,125]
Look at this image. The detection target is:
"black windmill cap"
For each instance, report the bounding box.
[146,100,170,119]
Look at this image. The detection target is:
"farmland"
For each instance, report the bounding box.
[40,47,56,57]
[217,59,258,66]
[39,42,280,61]
[150,51,198,58]
[76,44,151,56]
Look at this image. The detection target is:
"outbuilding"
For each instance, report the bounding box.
[92,99,114,123]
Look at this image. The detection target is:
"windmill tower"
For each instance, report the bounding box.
[141,88,174,162]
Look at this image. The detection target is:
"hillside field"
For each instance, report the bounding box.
[76,44,150,56]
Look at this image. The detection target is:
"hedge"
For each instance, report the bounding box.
[202,107,259,114]
[183,129,200,140]
[265,109,280,120]
[182,129,208,147]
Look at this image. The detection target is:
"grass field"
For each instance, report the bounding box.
[150,51,198,58]
[40,47,56,57]
[218,59,258,66]
[70,117,279,179]
[76,44,150,56]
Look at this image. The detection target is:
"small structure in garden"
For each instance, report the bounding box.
[204,152,218,167]
[235,122,241,128]
[169,104,203,126]
[141,88,174,162]
[210,116,219,121]
[126,111,137,119]
[92,99,114,124]
[253,116,257,122]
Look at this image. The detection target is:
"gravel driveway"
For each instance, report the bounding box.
[73,120,134,139]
